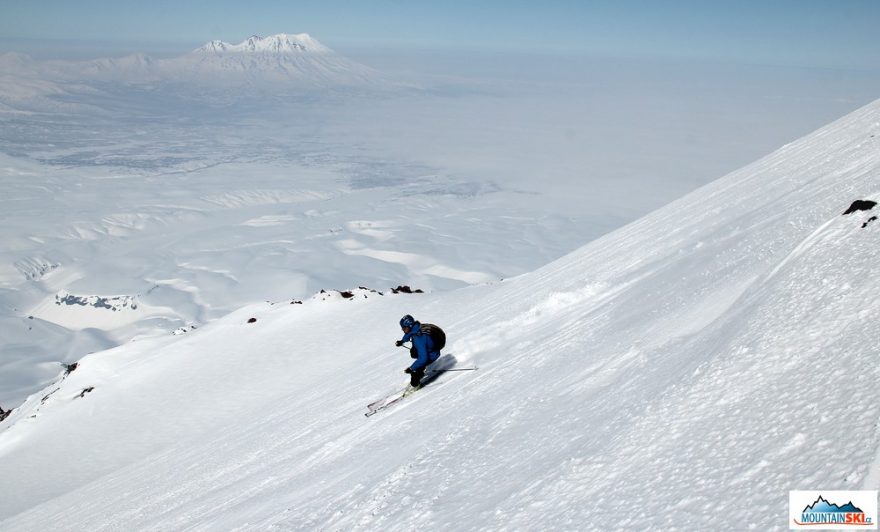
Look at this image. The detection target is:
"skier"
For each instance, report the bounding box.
[395,314,445,388]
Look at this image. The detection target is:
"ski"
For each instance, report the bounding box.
[364,386,419,417]
[364,366,477,417]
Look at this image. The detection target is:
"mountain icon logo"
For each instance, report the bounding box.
[803,496,865,515]
[792,493,876,528]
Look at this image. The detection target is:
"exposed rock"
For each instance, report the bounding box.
[172,325,198,335]
[358,286,384,296]
[77,387,95,398]
[314,287,385,302]
[247,317,257,324]
[54,291,139,311]
[863,216,877,228]
[14,258,60,281]
[65,362,79,375]
[391,285,424,294]
[41,388,59,404]
[843,199,877,215]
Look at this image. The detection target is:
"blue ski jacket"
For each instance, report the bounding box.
[401,322,440,372]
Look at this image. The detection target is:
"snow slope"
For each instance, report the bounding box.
[0,99,879,530]
[3,37,877,416]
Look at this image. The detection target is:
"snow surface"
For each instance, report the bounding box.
[0,94,878,529]
[12,42,865,411]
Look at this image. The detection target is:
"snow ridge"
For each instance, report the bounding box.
[195,33,331,54]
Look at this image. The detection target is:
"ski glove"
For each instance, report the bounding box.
[395,340,404,347]
[404,367,413,374]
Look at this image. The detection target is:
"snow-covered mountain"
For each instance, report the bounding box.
[0,33,381,102]
[195,33,331,54]
[0,91,877,530]
[161,33,378,85]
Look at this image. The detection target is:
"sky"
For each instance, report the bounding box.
[1,0,879,68]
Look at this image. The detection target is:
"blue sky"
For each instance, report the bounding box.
[1,0,879,68]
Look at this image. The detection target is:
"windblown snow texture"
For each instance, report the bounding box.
[0,94,878,530]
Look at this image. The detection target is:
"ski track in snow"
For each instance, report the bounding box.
[0,153,547,406]
[0,60,879,530]
[0,109,878,527]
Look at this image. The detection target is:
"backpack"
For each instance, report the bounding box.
[419,323,446,351]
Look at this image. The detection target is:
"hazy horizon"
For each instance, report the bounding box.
[3,0,880,68]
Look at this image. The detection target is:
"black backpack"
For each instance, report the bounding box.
[419,323,446,351]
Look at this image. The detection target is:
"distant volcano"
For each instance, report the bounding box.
[194,33,332,54]
[158,33,380,86]
[2,33,382,90]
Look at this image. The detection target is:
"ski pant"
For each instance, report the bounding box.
[409,347,441,385]
[410,347,441,371]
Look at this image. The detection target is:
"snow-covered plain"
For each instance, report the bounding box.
[3,34,879,415]
[6,33,874,412]
[0,42,879,528]
[0,35,580,409]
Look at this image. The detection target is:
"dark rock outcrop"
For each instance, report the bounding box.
[843,200,877,215]
[391,285,424,294]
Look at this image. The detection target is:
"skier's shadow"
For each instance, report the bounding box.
[420,353,457,387]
